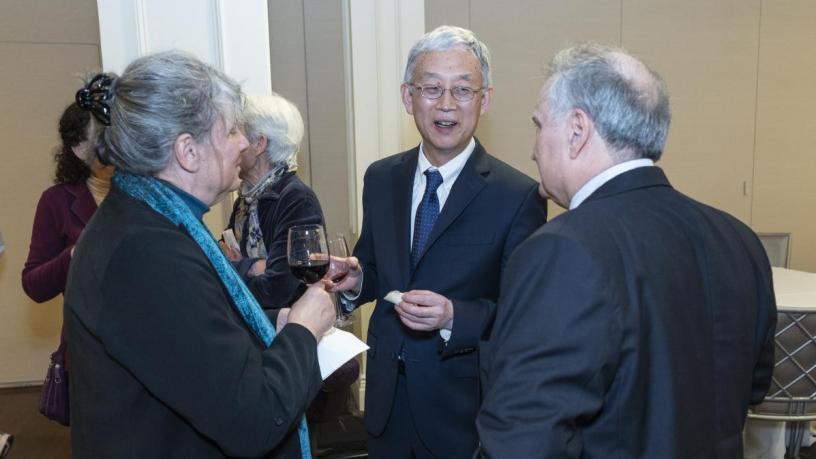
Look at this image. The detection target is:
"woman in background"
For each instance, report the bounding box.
[223,93,360,450]
[22,100,113,306]
[223,93,324,310]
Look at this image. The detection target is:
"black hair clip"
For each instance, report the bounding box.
[76,74,113,126]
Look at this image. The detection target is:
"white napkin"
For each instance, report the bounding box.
[317,328,369,380]
[384,290,403,304]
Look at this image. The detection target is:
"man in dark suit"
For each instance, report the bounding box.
[476,44,777,458]
[330,26,546,458]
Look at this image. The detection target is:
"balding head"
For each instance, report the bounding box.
[543,44,671,162]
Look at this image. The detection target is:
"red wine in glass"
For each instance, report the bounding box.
[290,259,329,284]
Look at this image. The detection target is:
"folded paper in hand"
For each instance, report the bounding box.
[384,290,403,305]
[317,328,368,380]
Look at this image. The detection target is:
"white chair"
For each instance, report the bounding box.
[758,232,792,268]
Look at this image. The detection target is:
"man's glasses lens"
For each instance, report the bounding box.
[415,85,480,102]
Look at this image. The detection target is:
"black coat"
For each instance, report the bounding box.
[350,142,547,457]
[65,184,322,458]
[477,166,777,459]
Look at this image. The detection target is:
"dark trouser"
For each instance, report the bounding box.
[367,364,440,459]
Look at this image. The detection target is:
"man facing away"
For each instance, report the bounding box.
[329,26,546,458]
[476,44,776,459]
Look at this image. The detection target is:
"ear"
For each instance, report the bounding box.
[173,133,200,173]
[401,83,415,115]
[567,108,592,159]
[479,85,494,115]
[254,135,268,157]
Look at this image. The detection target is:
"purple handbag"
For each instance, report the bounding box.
[39,339,70,426]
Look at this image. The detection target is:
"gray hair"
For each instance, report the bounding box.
[544,43,671,161]
[403,25,492,87]
[99,51,244,175]
[244,93,304,170]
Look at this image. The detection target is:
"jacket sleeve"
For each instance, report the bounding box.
[22,189,74,303]
[98,228,322,458]
[443,183,547,355]
[477,234,618,459]
[243,185,323,309]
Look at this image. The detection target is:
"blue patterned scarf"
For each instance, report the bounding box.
[114,171,311,459]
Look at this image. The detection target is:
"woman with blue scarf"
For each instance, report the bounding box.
[63,51,335,459]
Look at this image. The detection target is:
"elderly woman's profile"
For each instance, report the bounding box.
[63,51,335,459]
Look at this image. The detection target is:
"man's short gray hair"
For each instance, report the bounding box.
[244,93,304,170]
[100,51,244,175]
[545,43,671,161]
[403,25,492,87]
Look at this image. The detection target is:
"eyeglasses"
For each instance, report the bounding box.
[410,84,484,102]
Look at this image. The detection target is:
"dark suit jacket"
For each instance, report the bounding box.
[227,172,325,309]
[350,142,547,457]
[22,181,96,303]
[477,166,777,459]
[64,184,322,458]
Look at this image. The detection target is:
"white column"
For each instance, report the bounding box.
[95,0,271,231]
[344,0,424,233]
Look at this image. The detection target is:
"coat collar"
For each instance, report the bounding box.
[582,166,672,205]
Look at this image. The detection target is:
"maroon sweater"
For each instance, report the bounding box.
[22,181,96,303]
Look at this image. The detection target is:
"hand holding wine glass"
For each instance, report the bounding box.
[286,284,334,341]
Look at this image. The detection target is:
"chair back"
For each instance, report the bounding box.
[757,232,791,268]
[749,309,816,420]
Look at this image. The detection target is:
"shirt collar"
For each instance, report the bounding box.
[417,137,476,184]
[570,159,655,209]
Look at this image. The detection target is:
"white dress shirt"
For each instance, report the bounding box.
[411,138,476,340]
[570,159,655,209]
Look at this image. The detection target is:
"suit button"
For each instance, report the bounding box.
[274,417,284,426]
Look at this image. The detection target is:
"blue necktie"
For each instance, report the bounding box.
[411,169,443,269]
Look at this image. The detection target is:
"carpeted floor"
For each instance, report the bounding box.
[0,386,70,458]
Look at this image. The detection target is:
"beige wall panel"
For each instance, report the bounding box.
[622,0,760,224]
[0,43,100,383]
[426,0,471,30]
[302,0,351,237]
[0,0,99,44]
[470,0,621,218]
[269,0,312,186]
[752,1,816,271]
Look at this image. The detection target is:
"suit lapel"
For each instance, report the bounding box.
[412,144,489,272]
[392,149,419,284]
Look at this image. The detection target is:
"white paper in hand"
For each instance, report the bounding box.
[221,229,240,252]
[317,328,369,380]
[384,290,403,305]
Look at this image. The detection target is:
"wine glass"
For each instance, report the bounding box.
[328,233,355,327]
[287,224,329,285]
